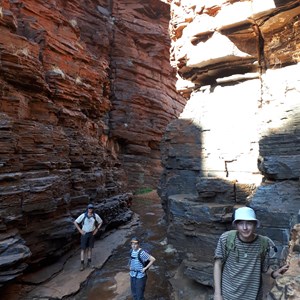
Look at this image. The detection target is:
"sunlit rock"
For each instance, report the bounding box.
[160,0,300,296]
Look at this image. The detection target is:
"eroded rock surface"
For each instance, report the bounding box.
[159,0,300,297]
[109,0,186,190]
[0,229,31,286]
[0,0,184,287]
[268,224,300,299]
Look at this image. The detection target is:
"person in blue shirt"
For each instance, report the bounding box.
[129,237,156,300]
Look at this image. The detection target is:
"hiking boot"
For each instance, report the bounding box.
[80,263,84,271]
[86,261,95,269]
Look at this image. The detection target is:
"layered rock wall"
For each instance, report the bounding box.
[109,0,186,190]
[0,0,128,286]
[159,0,300,297]
[0,0,185,286]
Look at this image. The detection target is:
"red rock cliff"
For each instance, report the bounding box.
[110,0,186,190]
[0,0,185,286]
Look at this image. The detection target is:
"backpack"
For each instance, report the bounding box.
[130,248,151,268]
[224,230,269,261]
[81,211,99,227]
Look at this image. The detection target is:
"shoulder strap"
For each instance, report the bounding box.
[81,212,88,224]
[130,249,143,263]
[258,235,269,258]
[225,230,237,259]
[82,212,98,225]
[137,249,143,264]
[93,212,98,225]
[225,231,269,261]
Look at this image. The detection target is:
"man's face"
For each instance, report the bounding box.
[131,241,139,250]
[236,220,256,241]
[88,207,93,214]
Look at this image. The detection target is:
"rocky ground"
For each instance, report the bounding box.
[1,190,284,300]
[0,190,225,300]
[1,212,140,299]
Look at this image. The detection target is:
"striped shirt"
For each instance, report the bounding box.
[215,231,270,300]
[129,249,150,279]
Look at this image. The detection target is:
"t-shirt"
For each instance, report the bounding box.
[214,231,270,300]
[75,213,102,233]
[129,249,150,279]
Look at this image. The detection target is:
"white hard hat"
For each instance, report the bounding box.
[232,207,260,227]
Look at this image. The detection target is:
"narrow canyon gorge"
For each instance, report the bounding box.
[0,0,300,299]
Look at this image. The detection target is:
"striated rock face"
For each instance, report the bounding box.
[0,0,184,286]
[0,229,31,286]
[1,0,299,296]
[159,0,300,296]
[109,0,186,190]
[0,0,129,286]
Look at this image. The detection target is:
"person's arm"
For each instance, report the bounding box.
[213,258,223,300]
[269,264,289,279]
[74,219,85,235]
[142,255,156,273]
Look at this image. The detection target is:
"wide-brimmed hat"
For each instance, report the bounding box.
[232,207,260,227]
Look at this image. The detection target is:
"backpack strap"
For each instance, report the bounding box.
[225,230,269,262]
[130,249,143,263]
[258,235,269,260]
[93,212,99,226]
[137,249,143,265]
[81,212,98,226]
[81,212,87,225]
[225,230,237,261]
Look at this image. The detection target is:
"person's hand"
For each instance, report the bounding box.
[214,294,223,300]
[272,264,289,279]
[80,229,86,235]
[281,264,289,272]
[278,264,289,275]
[93,228,98,235]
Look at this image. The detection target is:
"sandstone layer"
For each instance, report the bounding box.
[0,0,185,287]
[110,0,186,190]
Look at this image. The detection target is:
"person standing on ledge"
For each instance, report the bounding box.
[74,203,103,271]
[213,206,289,300]
[129,237,156,300]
